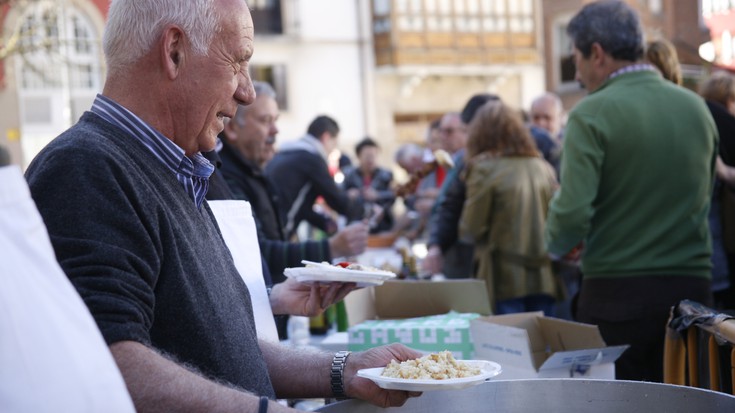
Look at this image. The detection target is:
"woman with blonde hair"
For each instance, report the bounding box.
[459,100,559,314]
[701,71,735,113]
[646,38,682,85]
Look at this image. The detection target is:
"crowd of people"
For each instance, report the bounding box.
[3,0,735,411]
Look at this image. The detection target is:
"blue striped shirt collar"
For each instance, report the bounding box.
[91,94,214,209]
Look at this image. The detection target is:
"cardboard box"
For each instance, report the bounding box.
[348,312,480,359]
[470,312,628,379]
[374,279,492,319]
[344,279,491,359]
[343,279,492,326]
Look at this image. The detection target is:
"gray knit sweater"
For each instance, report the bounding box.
[25,112,275,397]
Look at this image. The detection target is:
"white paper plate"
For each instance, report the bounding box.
[356,360,502,391]
[283,266,397,287]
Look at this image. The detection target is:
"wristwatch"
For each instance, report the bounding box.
[330,350,351,399]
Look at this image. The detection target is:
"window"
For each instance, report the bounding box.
[16,2,101,125]
[702,0,712,15]
[508,0,533,33]
[250,0,282,35]
[555,21,576,87]
[466,0,481,32]
[438,0,453,31]
[69,14,98,91]
[648,0,663,14]
[396,0,423,32]
[250,64,289,111]
[374,0,392,34]
[482,0,507,33]
[711,0,734,12]
[14,1,103,167]
[371,0,534,41]
[374,0,391,15]
[454,0,482,33]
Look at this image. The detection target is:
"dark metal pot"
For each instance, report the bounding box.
[316,379,735,412]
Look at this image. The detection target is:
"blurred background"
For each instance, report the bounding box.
[0,0,730,171]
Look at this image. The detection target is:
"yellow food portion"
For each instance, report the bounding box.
[381,351,481,380]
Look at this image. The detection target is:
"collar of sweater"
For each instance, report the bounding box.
[608,63,657,80]
[594,68,660,95]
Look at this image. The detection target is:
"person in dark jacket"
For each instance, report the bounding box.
[266,115,358,238]
[211,82,367,272]
[342,137,395,233]
[422,94,500,278]
[205,82,368,337]
[700,71,735,309]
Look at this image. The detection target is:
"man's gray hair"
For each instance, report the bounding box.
[253,81,277,99]
[233,81,278,125]
[395,143,423,164]
[532,92,563,114]
[103,0,220,75]
[567,0,644,62]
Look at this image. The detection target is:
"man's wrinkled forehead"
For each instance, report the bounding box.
[219,0,254,37]
[241,12,255,40]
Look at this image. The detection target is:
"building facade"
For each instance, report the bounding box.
[1,0,547,169]
[700,0,735,72]
[251,0,546,170]
[0,0,107,167]
[0,0,714,168]
[367,0,545,152]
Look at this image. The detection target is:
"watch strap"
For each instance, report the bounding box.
[330,350,351,399]
[258,396,269,413]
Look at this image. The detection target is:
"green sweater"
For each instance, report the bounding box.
[545,70,717,279]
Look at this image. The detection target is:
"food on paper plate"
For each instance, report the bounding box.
[305,261,383,272]
[381,351,481,380]
[334,261,382,271]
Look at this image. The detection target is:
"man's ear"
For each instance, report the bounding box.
[590,42,606,67]
[161,26,185,80]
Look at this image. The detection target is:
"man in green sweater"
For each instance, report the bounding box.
[545,0,718,382]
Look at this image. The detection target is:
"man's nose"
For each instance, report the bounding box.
[235,74,255,106]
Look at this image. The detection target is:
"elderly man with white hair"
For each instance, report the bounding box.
[530,92,565,140]
[24,1,421,412]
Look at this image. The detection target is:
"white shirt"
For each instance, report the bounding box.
[0,166,135,413]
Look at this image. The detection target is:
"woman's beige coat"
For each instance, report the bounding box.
[459,154,559,310]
